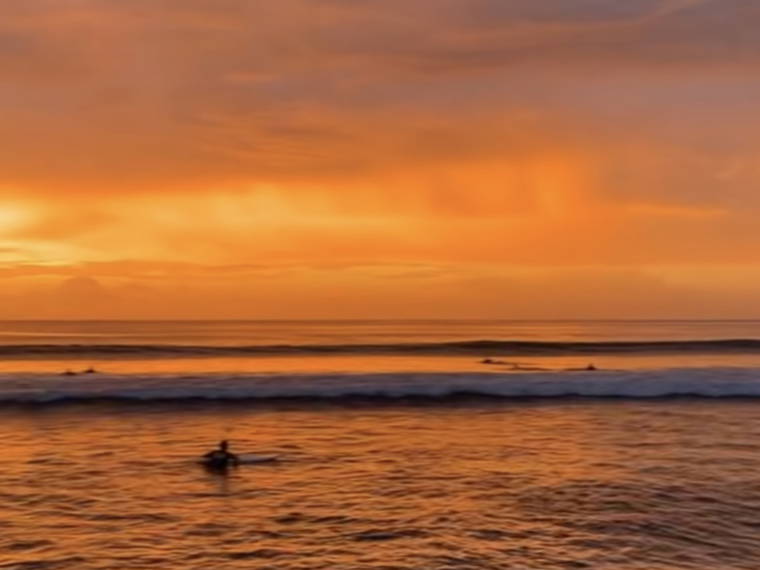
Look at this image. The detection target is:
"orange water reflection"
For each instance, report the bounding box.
[2,400,759,568]
[2,352,760,376]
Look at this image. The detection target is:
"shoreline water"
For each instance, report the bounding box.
[3,398,760,569]
[3,321,760,568]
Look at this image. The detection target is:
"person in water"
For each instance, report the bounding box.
[203,440,239,469]
[481,358,508,365]
[564,363,599,372]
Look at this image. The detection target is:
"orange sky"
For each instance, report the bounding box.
[2,0,760,319]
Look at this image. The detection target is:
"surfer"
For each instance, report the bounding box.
[564,363,599,372]
[202,440,239,469]
[83,367,98,374]
[61,369,77,376]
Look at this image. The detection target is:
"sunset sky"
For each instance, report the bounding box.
[1,0,759,319]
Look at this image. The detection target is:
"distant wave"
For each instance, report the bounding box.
[3,367,760,403]
[4,338,760,358]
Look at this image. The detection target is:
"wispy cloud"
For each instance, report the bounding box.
[1,1,758,316]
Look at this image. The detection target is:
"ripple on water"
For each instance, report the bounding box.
[2,401,760,569]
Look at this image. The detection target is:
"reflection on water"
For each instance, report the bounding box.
[5,352,760,376]
[3,318,760,346]
[1,400,760,569]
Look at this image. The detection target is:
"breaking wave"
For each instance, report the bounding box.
[3,367,760,403]
[4,338,760,358]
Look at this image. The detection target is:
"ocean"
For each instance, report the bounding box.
[2,320,760,569]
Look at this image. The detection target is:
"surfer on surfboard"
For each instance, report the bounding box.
[202,440,239,469]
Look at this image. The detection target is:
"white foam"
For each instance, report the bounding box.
[1,367,760,403]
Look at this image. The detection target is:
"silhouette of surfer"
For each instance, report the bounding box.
[202,440,239,470]
[481,358,508,365]
[564,363,599,372]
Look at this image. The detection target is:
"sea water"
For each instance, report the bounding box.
[1,320,760,569]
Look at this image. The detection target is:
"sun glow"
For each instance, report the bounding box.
[0,202,33,232]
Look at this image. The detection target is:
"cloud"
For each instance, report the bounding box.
[2,263,759,319]
[1,1,759,317]
[0,0,758,193]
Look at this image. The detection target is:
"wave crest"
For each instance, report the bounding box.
[3,338,760,358]
[2,368,760,403]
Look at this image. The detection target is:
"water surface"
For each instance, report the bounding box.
[2,320,760,568]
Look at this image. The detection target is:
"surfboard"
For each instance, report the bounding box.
[237,453,280,464]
